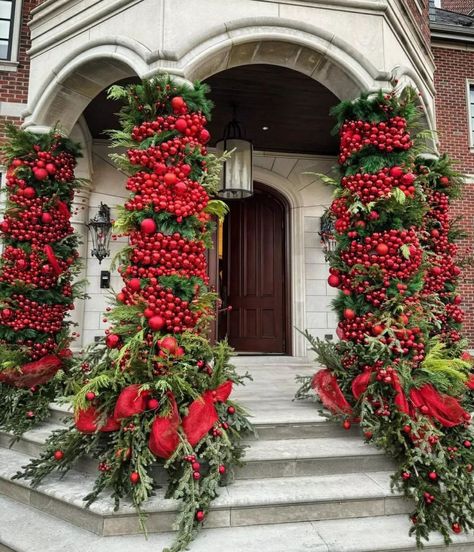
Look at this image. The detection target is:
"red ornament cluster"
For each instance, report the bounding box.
[339,116,412,163]
[341,167,416,203]
[0,131,80,384]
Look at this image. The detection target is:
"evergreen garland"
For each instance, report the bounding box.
[298,87,474,545]
[0,125,84,435]
[17,75,252,552]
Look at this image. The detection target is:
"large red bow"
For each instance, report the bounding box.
[75,406,121,433]
[148,392,181,458]
[148,381,233,459]
[312,369,352,415]
[114,384,151,420]
[0,354,62,388]
[351,369,410,415]
[410,384,469,427]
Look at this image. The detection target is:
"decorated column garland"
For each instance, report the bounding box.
[18,76,251,552]
[0,126,83,435]
[297,88,474,545]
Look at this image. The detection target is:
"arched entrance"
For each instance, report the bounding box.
[218,183,290,354]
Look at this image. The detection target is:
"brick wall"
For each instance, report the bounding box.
[441,0,474,13]
[433,45,474,344]
[0,1,41,145]
[402,0,431,47]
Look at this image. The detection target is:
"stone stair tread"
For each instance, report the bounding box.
[0,422,65,444]
[245,436,386,461]
[0,493,472,552]
[0,446,401,515]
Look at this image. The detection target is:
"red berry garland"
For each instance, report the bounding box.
[18,76,251,552]
[301,89,474,546]
[0,125,82,434]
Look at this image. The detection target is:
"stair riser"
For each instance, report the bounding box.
[238,455,395,479]
[0,475,412,536]
[46,410,357,441]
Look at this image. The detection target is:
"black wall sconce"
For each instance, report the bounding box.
[319,209,337,256]
[87,203,112,264]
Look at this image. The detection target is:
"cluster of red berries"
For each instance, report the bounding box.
[0,246,64,289]
[338,312,373,344]
[0,197,73,245]
[383,325,425,360]
[330,197,352,234]
[131,112,209,143]
[16,336,58,360]
[339,117,412,163]
[1,296,69,333]
[341,167,417,203]
[341,228,422,281]
[128,230,208,281]
[125,171,209,221]
[8,148,76,185]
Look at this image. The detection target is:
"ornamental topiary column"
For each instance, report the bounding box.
[19,75,251,552]
[298,88,474,545]
[0,126,83,435]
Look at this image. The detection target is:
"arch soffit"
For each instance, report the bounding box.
[25,17,397,131]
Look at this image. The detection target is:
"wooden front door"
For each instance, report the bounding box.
[219,185,288,353]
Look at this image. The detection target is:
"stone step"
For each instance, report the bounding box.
[46,401,356,440]
[0,446,410,536]
[0,422,394,480]
[0,494,472,551]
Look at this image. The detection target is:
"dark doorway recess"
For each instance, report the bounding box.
[218,183,290,354]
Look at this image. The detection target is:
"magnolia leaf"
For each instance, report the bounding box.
[400,244,411,259]
[302,172,338,187]
[204,199,229,221]
[392,187,406,204]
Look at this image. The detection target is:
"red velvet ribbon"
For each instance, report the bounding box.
[410,384,469,427]
[148,381,233,458]
[114,384,150,420]
[312,369,352,415]
[351,369,410,415]
[75,406,121,433]
[0,354,62,388]
[43,245,62,275]
[182,380,233,446]
[148,392,181,458]
[56,200,71,219]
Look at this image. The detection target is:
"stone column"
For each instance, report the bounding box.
[70,187,91,352]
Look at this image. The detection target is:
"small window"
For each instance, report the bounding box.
[0,0,15,61]
[469,83,474,146]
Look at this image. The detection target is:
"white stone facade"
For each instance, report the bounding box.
[23,0,437,357]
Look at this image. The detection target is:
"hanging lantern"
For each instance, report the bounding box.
[216,113,253,199]
[319,209,337,255]
[86,203,112,264]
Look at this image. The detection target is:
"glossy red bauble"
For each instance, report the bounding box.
[171,96,185,111]
[41,213,53,224]
[196,511,205,522]
[148,315,165,331]
[147,398,159,410]
[164,172,177,185]
[343,308,356,320]
[33,168,48,181]
[159,336,178,354]
[174,118,187,133]
[140,218,156,235]
[106,334,121,349]
[389,166,404,178]
[328,274,340,288]
[376,243,389,256]
[452,523,462,534]
[53,450,64,461]
[130,471,140,485]
[23,187,36,199]
[128,278,142,292]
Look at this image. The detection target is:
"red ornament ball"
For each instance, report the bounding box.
[53,450,64,461]
[140,218,156,235]
[85,391,96,401]
[328,274,340,288]
[452,522,462,534]
[148,316,165,331]
[130,471,140,485]
[196,510,205,522]
[171,96,185,111]
[147,398,160,410]
[105,334,121,349]
[343,419,351,430]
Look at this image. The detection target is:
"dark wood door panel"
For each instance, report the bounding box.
[219,185,287,353]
